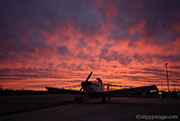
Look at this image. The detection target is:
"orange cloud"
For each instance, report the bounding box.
[0,0,180,91]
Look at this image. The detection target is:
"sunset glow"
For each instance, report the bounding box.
[0,0,180,91]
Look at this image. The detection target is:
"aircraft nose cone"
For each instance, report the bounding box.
[81,82,86,89]
[81,82,91,90]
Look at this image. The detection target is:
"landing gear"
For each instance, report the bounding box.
[75,97,83,103]
[101,96,106,103]
[107,96,110,101]
[101,95,110,103]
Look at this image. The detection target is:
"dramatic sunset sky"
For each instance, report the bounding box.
[0,0,180,91]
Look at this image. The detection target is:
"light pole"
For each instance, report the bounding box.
[165,63,170,97]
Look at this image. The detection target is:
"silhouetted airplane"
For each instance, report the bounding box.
[45,72,158,103]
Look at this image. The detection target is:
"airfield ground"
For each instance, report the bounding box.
[0,94,78,115]
[0,94,179,121]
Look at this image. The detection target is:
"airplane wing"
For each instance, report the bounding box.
[45,87,82,94]
[101,85,158,96]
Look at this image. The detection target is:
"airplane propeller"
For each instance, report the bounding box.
[80,87,83,92]
[85,72,93,82]
[80,72,93,92]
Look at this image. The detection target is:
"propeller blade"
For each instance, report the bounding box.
[85,72,93,82]
[80,88,83,92]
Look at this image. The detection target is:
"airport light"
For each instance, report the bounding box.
[158,91,162,95]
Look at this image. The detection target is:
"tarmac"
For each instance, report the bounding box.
[0,97,179,121]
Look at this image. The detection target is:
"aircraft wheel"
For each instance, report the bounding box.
[101,97,106,104]
[107,97,110,101]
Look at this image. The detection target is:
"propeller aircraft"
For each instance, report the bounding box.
[45,72,158,103]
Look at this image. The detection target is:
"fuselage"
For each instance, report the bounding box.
[81,81,104,93]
